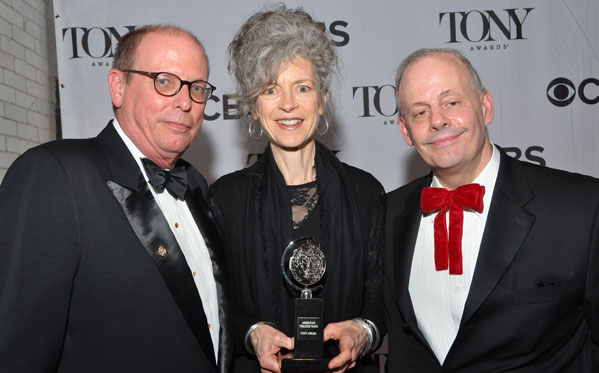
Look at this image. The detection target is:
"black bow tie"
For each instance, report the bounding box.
[141,158,188,200]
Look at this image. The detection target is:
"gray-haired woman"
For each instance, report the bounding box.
[209,5,385,372]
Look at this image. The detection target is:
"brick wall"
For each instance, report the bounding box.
[0,0,57,183]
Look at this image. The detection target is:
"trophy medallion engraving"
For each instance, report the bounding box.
[284,238,325,291]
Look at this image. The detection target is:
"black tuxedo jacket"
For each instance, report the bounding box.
[385,149,599,372]
[0,122,231,372]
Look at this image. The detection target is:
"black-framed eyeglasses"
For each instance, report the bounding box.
[122,69,216,103]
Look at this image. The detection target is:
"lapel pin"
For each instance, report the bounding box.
[156,245,168,258]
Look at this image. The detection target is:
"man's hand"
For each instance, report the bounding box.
[323,320,369,372]
[250,323,294,373]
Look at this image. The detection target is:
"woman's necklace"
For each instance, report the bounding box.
[291,186,317,214]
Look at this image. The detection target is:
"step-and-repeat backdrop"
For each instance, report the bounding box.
[52,1,598,191]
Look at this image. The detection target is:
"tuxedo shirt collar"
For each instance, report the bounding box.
[430,143,500,221]
[112,118,155,185]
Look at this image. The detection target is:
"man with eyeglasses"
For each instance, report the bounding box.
[0,25,231,373]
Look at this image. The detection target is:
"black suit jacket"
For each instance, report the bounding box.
[0,122,231,372]
[385,149,599,372]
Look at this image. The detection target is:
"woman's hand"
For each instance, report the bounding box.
[323,320,369,372]
[250,323,294,373]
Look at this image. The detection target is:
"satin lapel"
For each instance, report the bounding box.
[392,177,431,346]
[106,180,217,368]
[460,152,536,325]
[185,183,231,373]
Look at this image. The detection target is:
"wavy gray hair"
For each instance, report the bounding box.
[394,48,486,117]
[228,4,338,123]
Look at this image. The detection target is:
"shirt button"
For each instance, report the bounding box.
[174,222,179,228]
[193,271,197,277]
[456,286,463,293]
[208,323,211,329]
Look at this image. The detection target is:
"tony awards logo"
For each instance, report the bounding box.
[281,237,330,372]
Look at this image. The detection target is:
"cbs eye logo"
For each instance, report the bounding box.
[546,77,599,107]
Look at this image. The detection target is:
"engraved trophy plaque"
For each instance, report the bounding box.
[281,237,330,372]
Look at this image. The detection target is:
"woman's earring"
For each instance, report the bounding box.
[248,119,263,140]
[316,116,329,136]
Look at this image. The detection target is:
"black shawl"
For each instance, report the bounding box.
[253,141,364,335]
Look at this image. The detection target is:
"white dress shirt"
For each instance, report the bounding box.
[113,119,220,360]
[408,145,500,364]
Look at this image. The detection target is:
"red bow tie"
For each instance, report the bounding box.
[421,184,485,275]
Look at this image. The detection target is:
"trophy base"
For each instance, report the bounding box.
[281,357,331,372]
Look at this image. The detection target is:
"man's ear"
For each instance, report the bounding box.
[108,68,126,109]
[481,91,494,126]
[398,116,415,146]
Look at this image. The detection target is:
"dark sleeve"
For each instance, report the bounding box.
[361,186,387,347]
[585,200,599,368]
[384,196,402,369]
[208,184,262,356]
[0,148,81,371]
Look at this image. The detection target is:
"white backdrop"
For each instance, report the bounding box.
[52,0,599,191]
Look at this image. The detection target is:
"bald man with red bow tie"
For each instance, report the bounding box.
[385,48,599,372]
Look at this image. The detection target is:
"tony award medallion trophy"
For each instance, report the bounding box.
[281,237,330,372]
